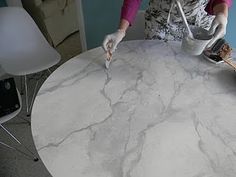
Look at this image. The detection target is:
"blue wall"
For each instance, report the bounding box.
[82,0,123,49]
[82,0,149,49]
[0,0,7,7]
[82,0,235,49]
[225,3,236,48]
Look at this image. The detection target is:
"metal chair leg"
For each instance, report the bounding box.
[0,124,38,161]
[29,80,39,114]
[47,68,52,74]
[24,70,48,118]
[20,76,24,95]
[18,117,31,125]
[24,75,30,117]
[0,124,21,144]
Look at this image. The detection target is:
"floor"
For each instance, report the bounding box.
[0,31,82,177]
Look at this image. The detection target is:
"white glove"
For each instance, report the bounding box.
[102,30,125,53]
[207,13,228,48]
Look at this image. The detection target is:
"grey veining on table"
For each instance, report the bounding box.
[32,40,236,177]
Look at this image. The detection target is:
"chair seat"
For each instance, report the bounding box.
[0,48,60,76]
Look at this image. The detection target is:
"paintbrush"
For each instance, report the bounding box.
[105,43,112,69]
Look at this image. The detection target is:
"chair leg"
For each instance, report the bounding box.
[24,75,30,117]
[0,124,21,144]
[29,80,39,114]
[47,68,52,74]
[24,75,40,117]
[23,70,50,118]
[18,117,31,125]
[20,76,24,95]
[0,124,38,161]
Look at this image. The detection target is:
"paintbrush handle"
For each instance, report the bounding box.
[175,0,194,38]
[222,58,236,70]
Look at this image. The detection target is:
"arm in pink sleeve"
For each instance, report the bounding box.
[121,0,142,25]
[205,0,232,15]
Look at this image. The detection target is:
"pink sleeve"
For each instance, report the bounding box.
[121,0,142,25]
[205,0,232,15]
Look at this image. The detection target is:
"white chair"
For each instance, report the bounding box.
[0,85,38,161]
[0,7,61,116]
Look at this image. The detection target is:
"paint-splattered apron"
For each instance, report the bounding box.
[145,0,214,40]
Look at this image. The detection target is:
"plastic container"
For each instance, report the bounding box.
[181,27,213,56]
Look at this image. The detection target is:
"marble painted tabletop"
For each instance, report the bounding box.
[32,40,236,177]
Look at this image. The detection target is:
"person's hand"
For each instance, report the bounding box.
[102,30,126,53]
[207,13,228,48]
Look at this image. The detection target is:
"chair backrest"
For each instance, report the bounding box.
[0,7,60,76]
[124,10,145,41]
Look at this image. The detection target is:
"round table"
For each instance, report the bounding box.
[32,40,236,177]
